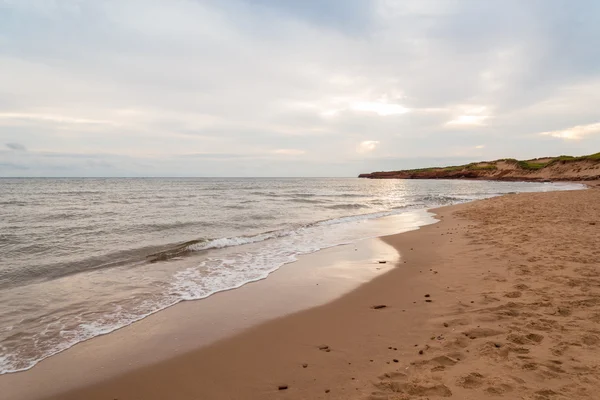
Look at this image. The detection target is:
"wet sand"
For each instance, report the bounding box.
[7,186,600,400]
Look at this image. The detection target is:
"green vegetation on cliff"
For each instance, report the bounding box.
[358,152,600,181]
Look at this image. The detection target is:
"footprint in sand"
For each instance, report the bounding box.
[581,333,600,346]
[373,355,459,398]
[456,372,485,389]
[481,294,502,304]
[463,327,504,340]
[408,352,464,374]
[456,372,516,395]
[525,318,560,332]
[428,353,462,367]
[514,283,530,290]
[556,307,572,316]
[551,342,570,356]
[504,291,522,298]
[485,384,514,395]
[373,380,453,398]
[377,371,407,380]
[521,362,538,370]
[507,332,544,345]
[478,341,511,360]
[534,389,562,400]
[545,363,566,373]
[444,318,471,327]
[443,335,471,350]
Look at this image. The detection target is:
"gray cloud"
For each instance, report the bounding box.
[5,142,27,151]
[235,0,375,35]
[0,0,599,177]
[0,162,29,170]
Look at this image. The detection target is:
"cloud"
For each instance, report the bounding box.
[237,0,375,35]
[0,162,28,170]
[6,142,26,151]
[0,112,118,126]
[272,149,306,155]
[350,101,410,116]
[445,105,491,127]
[179,152,261,160]
[1,0,600,176]
[539,122,600,140]
[357,140,380,153]
[445,115,489,126]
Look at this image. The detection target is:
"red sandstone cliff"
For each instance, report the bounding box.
[358,154,600,182]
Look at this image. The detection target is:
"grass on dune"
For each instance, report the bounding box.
[517,161,548,170]
[398,152,599,174]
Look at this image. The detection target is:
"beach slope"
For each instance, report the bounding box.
[45,185,600,400]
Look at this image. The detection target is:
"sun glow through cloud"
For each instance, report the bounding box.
[446,115,490,126]
[350,102,409,116]
[272,149,306,155]
[357,140,380,153]
[539,122,600,140]
[445,105,491,127]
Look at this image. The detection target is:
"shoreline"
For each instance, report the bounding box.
[3,183,598,399]
[0,208,436,379]
[0,212,435,400]
[0,181,583,379]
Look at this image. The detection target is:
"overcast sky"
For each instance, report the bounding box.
[1,0,599,177]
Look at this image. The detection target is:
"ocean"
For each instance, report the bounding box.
[0,177,583,374]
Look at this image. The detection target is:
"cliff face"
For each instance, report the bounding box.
[359,154,600,182]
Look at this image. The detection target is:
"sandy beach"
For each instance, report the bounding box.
[4,2,600,399]
[3,184,599,400]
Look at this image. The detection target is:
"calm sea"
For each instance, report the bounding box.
[0,177,583,373]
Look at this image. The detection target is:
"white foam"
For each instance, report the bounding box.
[168,208,432,308]
[188,229,295,251]
[185,207,423,255]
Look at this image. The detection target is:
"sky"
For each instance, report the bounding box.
[1,0,599,177]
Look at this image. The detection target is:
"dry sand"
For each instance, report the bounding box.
[38,185,600,399]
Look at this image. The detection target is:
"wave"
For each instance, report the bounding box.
[146,239,208,263]
[325,203,369,210]
[185,208,424,252]
[1,194,475,289]
[40,212,90,221]
[37,191,105,196]
[145,208,424,263]
[337,193,371,198]
[0,237,211,289]
[187,231,291,252]
[0,192,507,290]
[0,200,27,206]
[415,195,473,204]
[249,191,282,197]
[132,220,219,233]
[249,191,369,199]
[223,204,249,210]
[288,198,327,204]
[288,193,317,198]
